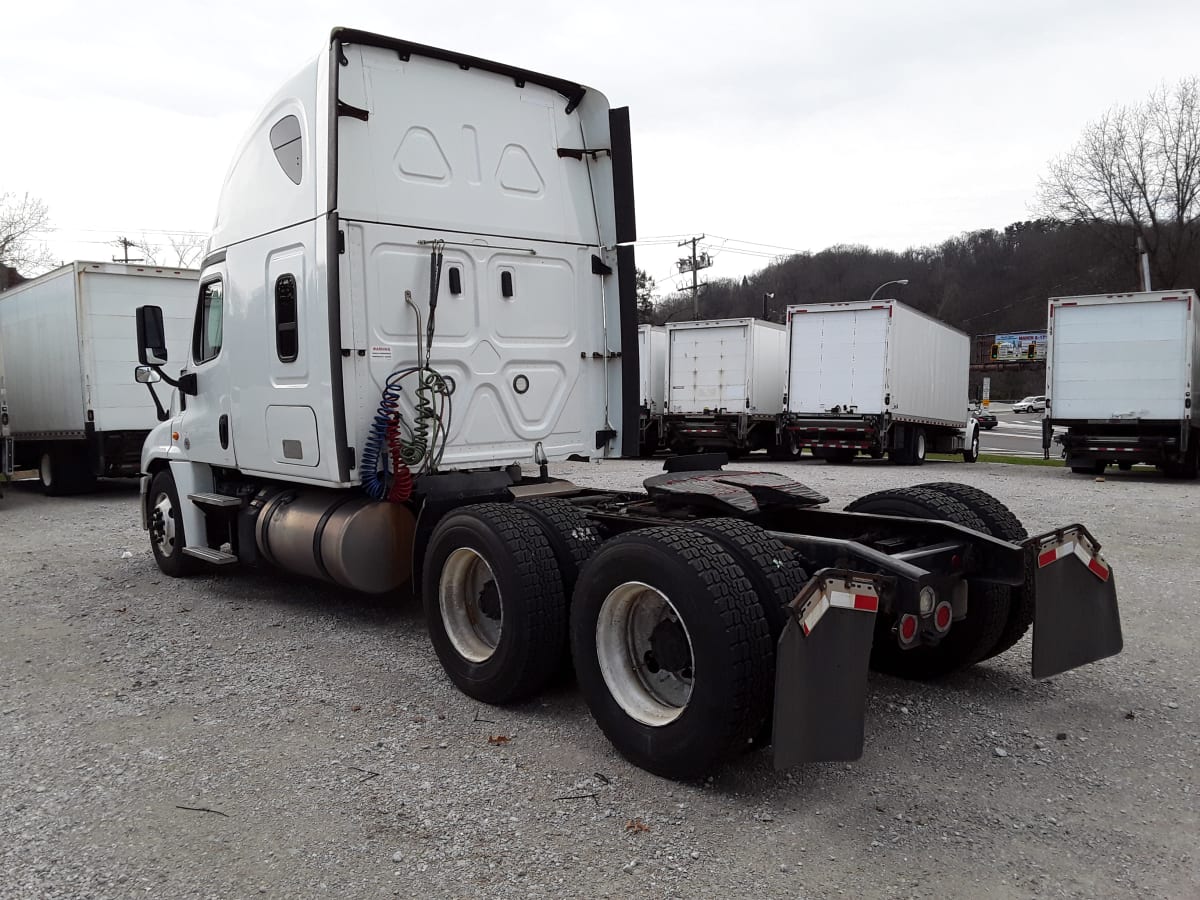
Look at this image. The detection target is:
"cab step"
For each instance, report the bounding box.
[188,492,243,509]
[182,547,238,565]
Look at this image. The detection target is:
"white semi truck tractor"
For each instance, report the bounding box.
[133,28,1124,779]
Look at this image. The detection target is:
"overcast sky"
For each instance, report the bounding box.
[3,0,1198,296]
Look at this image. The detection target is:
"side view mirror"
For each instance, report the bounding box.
[134,365,162,384]
[136,305,168,365]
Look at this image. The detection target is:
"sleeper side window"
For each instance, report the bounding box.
[193,279,224,364]
[275,274,299,362]
[270,115,303,185]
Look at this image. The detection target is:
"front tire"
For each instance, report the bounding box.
[962,432,980,463]
[571,527,773,779]
[148,469,198,577]
[422,503,568,705]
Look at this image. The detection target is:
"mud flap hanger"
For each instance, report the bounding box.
[771,569,890,770]
[1026,524,1122,679]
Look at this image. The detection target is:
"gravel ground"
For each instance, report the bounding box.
[1,457,1196,899]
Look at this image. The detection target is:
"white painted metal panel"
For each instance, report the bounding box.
[79,269,195,431]
[668,321,750,414]
[748,321,787,415]
[337,45,603,246]
[787,306,888,414]
[0,266,82,435]
[786,301,967,425]
[342,221,614,469]
[333,43,619,471]
[887,302,969,425]
[638,325,667,412]
[1047,292,1194,421]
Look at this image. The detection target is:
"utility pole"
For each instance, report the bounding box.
[676,235,712,319]
[112,236,144,264]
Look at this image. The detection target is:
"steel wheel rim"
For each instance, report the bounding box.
[596,581,695,727]
[39,453,52,487]
[439,547,502,662]
[916,432,926,458]
[151,491,176,554]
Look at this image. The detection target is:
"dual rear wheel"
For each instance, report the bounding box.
[422,482,1031,777]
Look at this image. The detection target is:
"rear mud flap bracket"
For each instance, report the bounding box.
[1029,526,1122,679]
[772,570,883,769]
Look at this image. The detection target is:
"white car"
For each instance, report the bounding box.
[1012,395,1046,414]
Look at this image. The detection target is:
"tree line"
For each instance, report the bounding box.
[642,77,1200,336]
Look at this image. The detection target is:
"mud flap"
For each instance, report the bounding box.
[771,571,882,769]
[1029,527,1122,679]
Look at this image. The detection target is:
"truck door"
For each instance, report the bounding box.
[176,269,236,467]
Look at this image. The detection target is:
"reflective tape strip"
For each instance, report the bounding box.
[800,582,879,635]
[1037,535,1110,582]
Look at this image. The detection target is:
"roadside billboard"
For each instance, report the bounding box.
[994,331,1046,360]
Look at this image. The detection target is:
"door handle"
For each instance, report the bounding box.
[219,414,229,450]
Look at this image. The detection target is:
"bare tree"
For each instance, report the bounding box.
[117,232,206,268]
[0,192,56,282]
[1037,77,1200,288]
[165,232,206,268]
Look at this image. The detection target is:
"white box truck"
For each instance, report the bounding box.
[128,28,1121,780]
[0,262,196,494]
[1042,289,1198,477]
[0,339,11,496]
[784,300,978,464]
[636,323,667,455]
[663,317,792,456]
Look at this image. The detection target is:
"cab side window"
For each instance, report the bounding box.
[193,280,224,364]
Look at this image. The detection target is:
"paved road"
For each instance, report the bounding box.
[978,404,1059,458]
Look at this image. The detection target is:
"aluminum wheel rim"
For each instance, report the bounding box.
[151,491,177,554]
[39,453,53,487]
[596,581,695,727]
[439,547,502,663]
[916,431,926,458]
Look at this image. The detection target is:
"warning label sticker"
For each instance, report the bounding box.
[370,346,392,360]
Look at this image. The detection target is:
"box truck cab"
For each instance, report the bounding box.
[130,29,1123,780]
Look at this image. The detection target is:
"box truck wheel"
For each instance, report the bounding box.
[422,503,568,705]
[570,527,773,779]
[962,432,980,463]
[39,447,96,496]
[769,432,802,461]
[917,482,1032,661]
[844,487,1010,678]
[147,469,199,577]
[911,428,927,465]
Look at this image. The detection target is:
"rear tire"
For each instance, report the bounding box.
[571,527,773,779]
[769,432,802,461]
[422,503,568,705]
[514,497,601,600]
[690,517,809,639]
[844,487,1011,678]
[918,482,1032,660]
[39,447,95,496]
[911,428,927,466]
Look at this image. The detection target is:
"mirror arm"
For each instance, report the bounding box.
[142,382,170,423]
[149,365,198,396]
